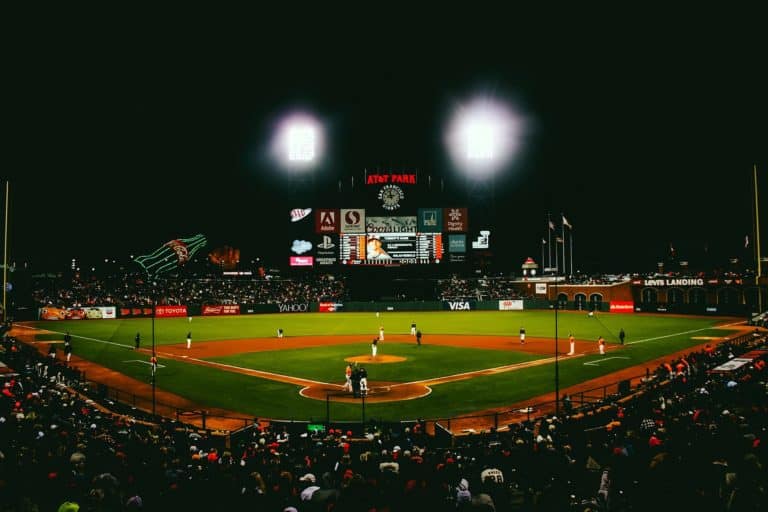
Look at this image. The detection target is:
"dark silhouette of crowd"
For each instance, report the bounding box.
[2,324,766,511]
[437,276,529,301]
[32,272,348,308]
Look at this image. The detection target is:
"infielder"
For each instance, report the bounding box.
[410,322,417,336]
[186,332,192,349]
[519,327,526,344]
[277,328,284,339]
[598,336,606,355]
[371,337,378,358]
[568,333,575,356]
[379,325,384,341]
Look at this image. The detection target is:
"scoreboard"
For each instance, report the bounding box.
[288,171,469,267]
[340,233,443,265]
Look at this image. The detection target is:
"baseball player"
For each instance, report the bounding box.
[379,325,384,341]
[410,322,417,336]
[64,339,72,363]
[519,327,526,344]
[568,333,575,356]
[598,336,606,355]
[150,355,158,377]
[277,328,284,339]
[134,332,141,351]
[359,366,368,397]
[371,337,378,358]
[343,364,352,391]
[186,332,192,350]
[619,328,626,345]
[416,330,422,346]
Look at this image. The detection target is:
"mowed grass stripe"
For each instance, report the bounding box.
[208,343,543,383]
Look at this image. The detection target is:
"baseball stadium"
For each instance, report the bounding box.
[3,40,768,509]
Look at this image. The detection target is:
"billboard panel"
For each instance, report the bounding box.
[319,302,344,312]
[155,305,188,318]
[366,216,416,233]
[498,299,524,311]
[340,209,366,233]
[609,301,635,313]
[444,208,468,232]
[202,305,241,316]
[417,208,443,233]
[315,209,340,234]
[448,234,466,253]
[39,306,116,320]
[289,256,314,267]
[316,234,337,265]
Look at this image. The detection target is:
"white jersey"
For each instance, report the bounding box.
[480,467,504,484]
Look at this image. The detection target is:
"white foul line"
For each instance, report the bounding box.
[584,356,630,366]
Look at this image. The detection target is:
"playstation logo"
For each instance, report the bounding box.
[318,235,335,250]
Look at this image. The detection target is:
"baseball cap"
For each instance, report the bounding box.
[299,473,316,484]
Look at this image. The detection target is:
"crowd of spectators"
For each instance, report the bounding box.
[437,277,530,301]
[32,273,348,308]
[3,321,765,510]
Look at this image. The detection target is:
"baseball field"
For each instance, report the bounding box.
[18,310,742,424]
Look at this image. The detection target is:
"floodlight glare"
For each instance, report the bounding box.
[271,112,324,170]
[287,125,316,161]
[445,97,525,177]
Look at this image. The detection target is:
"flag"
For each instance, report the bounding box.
[745,235,749,248]
[556,236,564,243]
[548,220,555,230]
[562,215,572,228]
[541,238,547,245]
[135,234,207,277]
[669,243,676,256]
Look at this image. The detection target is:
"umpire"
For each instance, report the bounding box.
[351,364,361,398]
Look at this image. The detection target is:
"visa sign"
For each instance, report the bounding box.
[444,301,473,311]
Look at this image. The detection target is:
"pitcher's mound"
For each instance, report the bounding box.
[345,355,406,364]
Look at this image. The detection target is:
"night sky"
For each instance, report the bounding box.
[5,21,767,274]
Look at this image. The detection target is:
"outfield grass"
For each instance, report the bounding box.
[25,311,738,421]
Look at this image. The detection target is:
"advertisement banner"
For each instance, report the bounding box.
[366,216,417,233]
[316,234,337,265]
[155,305,188,318]
[289,256,314,267]
[202,305,241,316]
[39,306,116,320]
[417,208,443,233]
[443,300,475,311]
[498,299,524,311]
[315,209,340,234]
[609,301,635,313]
[119,307,155,318]
[278,303,310,313]
[444,208,468,232]
[340,209,366,233]
[448,235,466,253]
[535,283,547,295]
[319,302,344,312]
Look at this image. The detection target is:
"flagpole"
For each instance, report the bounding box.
[547,213,552,273]
[561,217,566,279]
[541,239,545,274]
[754,164,761,280]
[570,230,574,279]
[2,181,8,323]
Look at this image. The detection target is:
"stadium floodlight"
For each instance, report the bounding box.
[271,111,324,170]
[444,96,525,177]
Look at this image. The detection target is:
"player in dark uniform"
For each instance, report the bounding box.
[64,339,73,363]
[134,332,141,350]
[519,327,526,344]
[351,364,361,398]
[619,328,626,345]
[416,330,422,346]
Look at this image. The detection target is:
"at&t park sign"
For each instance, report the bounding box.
[365,173,417,185]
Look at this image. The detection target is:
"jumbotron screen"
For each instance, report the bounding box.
[340,233,443,265]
